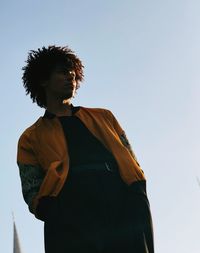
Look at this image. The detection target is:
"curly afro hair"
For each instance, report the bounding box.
[22,45,84,108]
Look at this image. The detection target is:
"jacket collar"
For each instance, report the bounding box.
[43,104,81,119]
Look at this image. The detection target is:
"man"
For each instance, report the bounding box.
[17,45,154,253]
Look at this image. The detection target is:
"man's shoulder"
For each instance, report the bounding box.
[18,117,43,143]
[80,106,112,115]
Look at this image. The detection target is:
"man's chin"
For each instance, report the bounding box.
[61,93,73,101]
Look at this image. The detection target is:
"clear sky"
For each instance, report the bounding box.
[1,0,200,252]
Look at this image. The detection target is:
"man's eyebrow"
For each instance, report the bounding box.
[56,66,73,70]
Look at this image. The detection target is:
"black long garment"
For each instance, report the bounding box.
[38,109,154,253]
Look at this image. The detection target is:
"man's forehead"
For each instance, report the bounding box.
[53,62,74,70]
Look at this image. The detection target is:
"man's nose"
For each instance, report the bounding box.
[66,71,76,80]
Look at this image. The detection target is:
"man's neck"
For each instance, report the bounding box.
[46,99,73,116]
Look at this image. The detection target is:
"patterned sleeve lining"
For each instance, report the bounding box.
[119,132,140,166]
[18,163,45,212]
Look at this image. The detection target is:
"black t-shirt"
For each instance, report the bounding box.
[59,115,115,167]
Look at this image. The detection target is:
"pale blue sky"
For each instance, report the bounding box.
[1,0,200,252]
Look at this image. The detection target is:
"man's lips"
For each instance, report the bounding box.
[64,82,75,88]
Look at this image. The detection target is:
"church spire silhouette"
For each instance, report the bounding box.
[13,214,22,253]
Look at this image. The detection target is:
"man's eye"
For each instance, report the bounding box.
[56,69,75,77]
[57,69,67,73]
[57,70,67,74]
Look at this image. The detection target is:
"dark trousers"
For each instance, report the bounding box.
[43,162,154,253]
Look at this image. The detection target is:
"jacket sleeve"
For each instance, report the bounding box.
[106,110,140,166]
[17,163,45,213]
[17,131,45,213]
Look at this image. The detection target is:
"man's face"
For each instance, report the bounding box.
[44,64,77,100]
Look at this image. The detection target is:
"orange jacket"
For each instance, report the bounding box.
[17,107,145,215]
